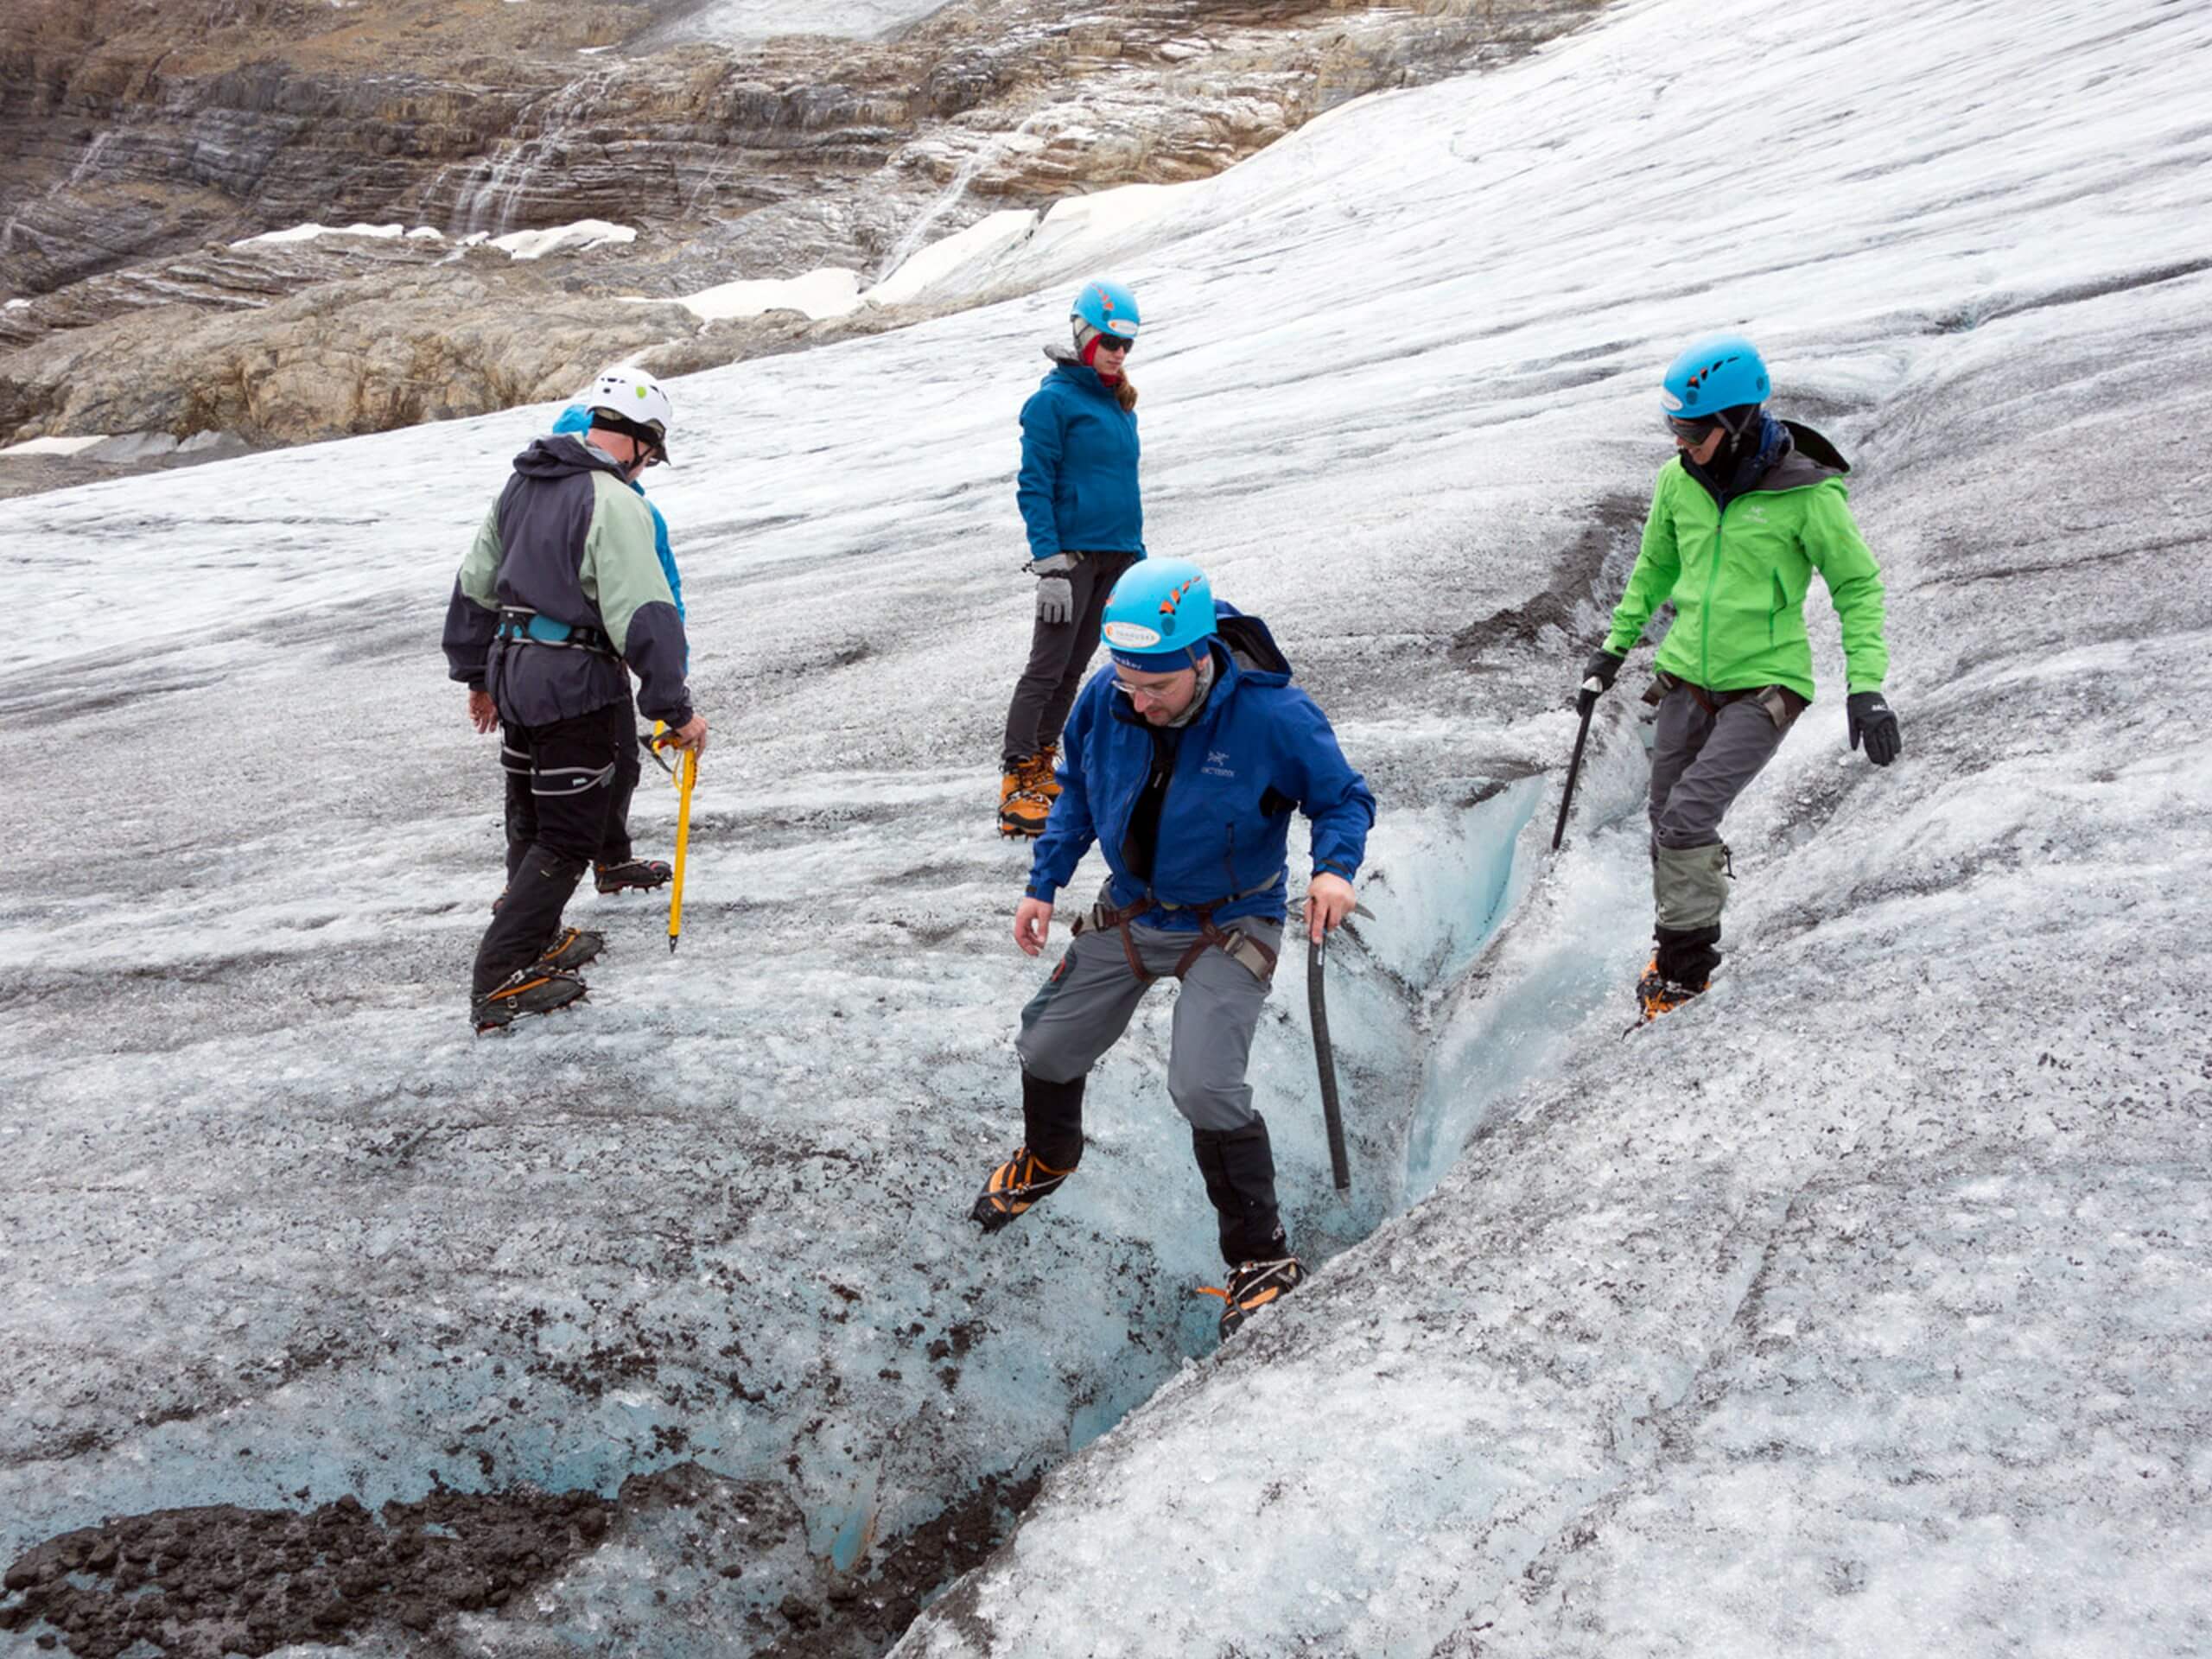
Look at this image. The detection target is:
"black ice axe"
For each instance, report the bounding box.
[1550,679,1604,852]
[1307,932,1352,1195]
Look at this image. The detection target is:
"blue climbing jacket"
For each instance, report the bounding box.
[1026,603,1375,931]
[553,404,684,622]
[1015,347,1145,563]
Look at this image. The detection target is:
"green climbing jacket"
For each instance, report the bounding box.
[1604,421,1889,702]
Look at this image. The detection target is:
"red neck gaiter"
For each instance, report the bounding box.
[1081,336,1122,385]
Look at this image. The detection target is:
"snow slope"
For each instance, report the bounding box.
[2,0,2209,1652]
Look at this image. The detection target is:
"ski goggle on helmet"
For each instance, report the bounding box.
[1659,333,1769,437]
[1071,278,1141,353]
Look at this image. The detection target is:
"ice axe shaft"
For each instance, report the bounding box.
[1307,934,1351,1194]
[667,747,696,953]
[1551,683,1602,852]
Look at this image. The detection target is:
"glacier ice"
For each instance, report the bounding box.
[3,0,2211,1652]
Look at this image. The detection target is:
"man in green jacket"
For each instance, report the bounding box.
[1580,334,1901,1023]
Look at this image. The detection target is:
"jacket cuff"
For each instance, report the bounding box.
[1025,876,1060,904]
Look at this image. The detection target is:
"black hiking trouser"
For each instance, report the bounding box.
[1001,550,1138,768]
[477,700,636,996]
[504,689,642,880]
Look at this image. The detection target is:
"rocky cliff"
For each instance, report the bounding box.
[0,0,1608,480]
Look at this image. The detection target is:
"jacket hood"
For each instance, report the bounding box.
[1761,419,1850,487]
[512,432,628,482]
[1211,603,1292,685]
[1041,344,1122,396]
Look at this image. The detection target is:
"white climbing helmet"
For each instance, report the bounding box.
[582,365,674,461]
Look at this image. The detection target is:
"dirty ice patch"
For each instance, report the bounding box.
[493,220,639,261]
[639,0,949,45]
[229,222,410,248]
[874,182,1204,311]
[660,267,865,321]
[867,210,1040,308]
[0,435,110,458]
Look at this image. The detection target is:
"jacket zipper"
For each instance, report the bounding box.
[1701,500,1725,690]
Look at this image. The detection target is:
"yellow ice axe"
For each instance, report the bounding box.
[667,747,696,954]
[651,721,699,955]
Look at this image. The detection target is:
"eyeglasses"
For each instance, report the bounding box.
[1113,675,1180,703]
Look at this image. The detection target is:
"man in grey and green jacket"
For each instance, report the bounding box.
[442,366,708,1030]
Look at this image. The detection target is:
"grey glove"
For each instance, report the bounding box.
[1030,554,1077,626]
[1035,575,1073,625]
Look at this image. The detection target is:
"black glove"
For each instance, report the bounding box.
[1576,648,1625,718]
[1847,691,1902,766]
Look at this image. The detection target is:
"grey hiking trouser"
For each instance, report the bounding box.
[1647,679,1803,933]
[1016,912,1283,1134]
[1001,550,1140,767]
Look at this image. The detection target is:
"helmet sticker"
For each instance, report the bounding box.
[1155,576,1202,635]
[1102,620,1164,649]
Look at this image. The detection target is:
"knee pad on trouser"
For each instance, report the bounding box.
[517,848,590,887]
[1652,841,1731,932]
[1191,1118,1288,1268]
[1020,1071,1085,1172]
[1654,923,1722,986]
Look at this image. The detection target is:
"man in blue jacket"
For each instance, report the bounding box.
[972,560,1376,1337]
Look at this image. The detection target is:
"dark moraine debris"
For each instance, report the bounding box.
[0,1484,616,1658]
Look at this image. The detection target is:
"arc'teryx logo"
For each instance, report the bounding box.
[1202,749,1236,779]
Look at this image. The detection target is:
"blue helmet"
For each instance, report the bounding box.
[1071,277,1141,346]
[1660,334,1770,416]
[1101,559,1213,669]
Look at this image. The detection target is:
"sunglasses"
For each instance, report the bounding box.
[1093,335,1134,355]
[1664,413,1725,440]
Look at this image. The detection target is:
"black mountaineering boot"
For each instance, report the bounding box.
[472,967,587,1033]
[530,927,605,976]
[1211,1256,1307,1338]
[1191,1118,1303,1336]
[974,1071,1086,1232]
[594,858,673,894]
[1191,1118,1288,1266]
[971,1147,1076,1234]
[1020,1070,1085,1169]
[1636,925,1720,1025]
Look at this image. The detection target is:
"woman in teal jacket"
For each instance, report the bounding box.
[996,277,1148,839]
